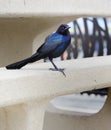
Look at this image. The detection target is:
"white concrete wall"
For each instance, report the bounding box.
[0,0,110,17]
[0,17,71,67]
[0,0,111,66]
[44,90,111,130]
[0,0,111,130]
[0,56,111,130]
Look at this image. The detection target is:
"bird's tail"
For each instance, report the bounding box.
[6,53,41,69]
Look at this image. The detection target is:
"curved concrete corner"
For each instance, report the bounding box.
[0,56,111,130]
[44,89,111,130]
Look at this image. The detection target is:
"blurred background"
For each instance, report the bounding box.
[47,17,111,115]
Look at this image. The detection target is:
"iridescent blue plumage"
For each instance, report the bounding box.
[37,32,71,58]
[50,33,71,58]
[6,24,71,74]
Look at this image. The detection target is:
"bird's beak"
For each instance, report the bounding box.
[65,26,70,30]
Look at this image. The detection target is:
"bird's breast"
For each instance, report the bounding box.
[51,36,71,58]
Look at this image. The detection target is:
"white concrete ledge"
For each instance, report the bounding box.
[0,1,111,129]
[0,56,111,130]
[0,0,111,18]
[0,56,111,107]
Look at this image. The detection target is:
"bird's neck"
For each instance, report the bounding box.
[56,31,70,36]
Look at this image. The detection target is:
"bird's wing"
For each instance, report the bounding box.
[37,33,63,54]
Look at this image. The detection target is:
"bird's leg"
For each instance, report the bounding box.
[49,58,66,77]
[50,59,58,70]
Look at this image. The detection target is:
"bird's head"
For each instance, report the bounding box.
[56,24,70,35]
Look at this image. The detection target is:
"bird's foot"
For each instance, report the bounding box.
[49,68,66,77]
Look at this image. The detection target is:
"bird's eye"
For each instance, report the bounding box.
[61,26,65,30]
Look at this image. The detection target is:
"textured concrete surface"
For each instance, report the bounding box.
[44,90,111,130]
[0,0,111,17]
[0,1,111,129]
[0,56,111,130]
[0,0,111,66]
[0,56,111,107]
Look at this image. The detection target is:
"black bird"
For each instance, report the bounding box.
[6,24,71,75]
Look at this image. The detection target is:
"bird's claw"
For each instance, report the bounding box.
[49,68,66,77]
